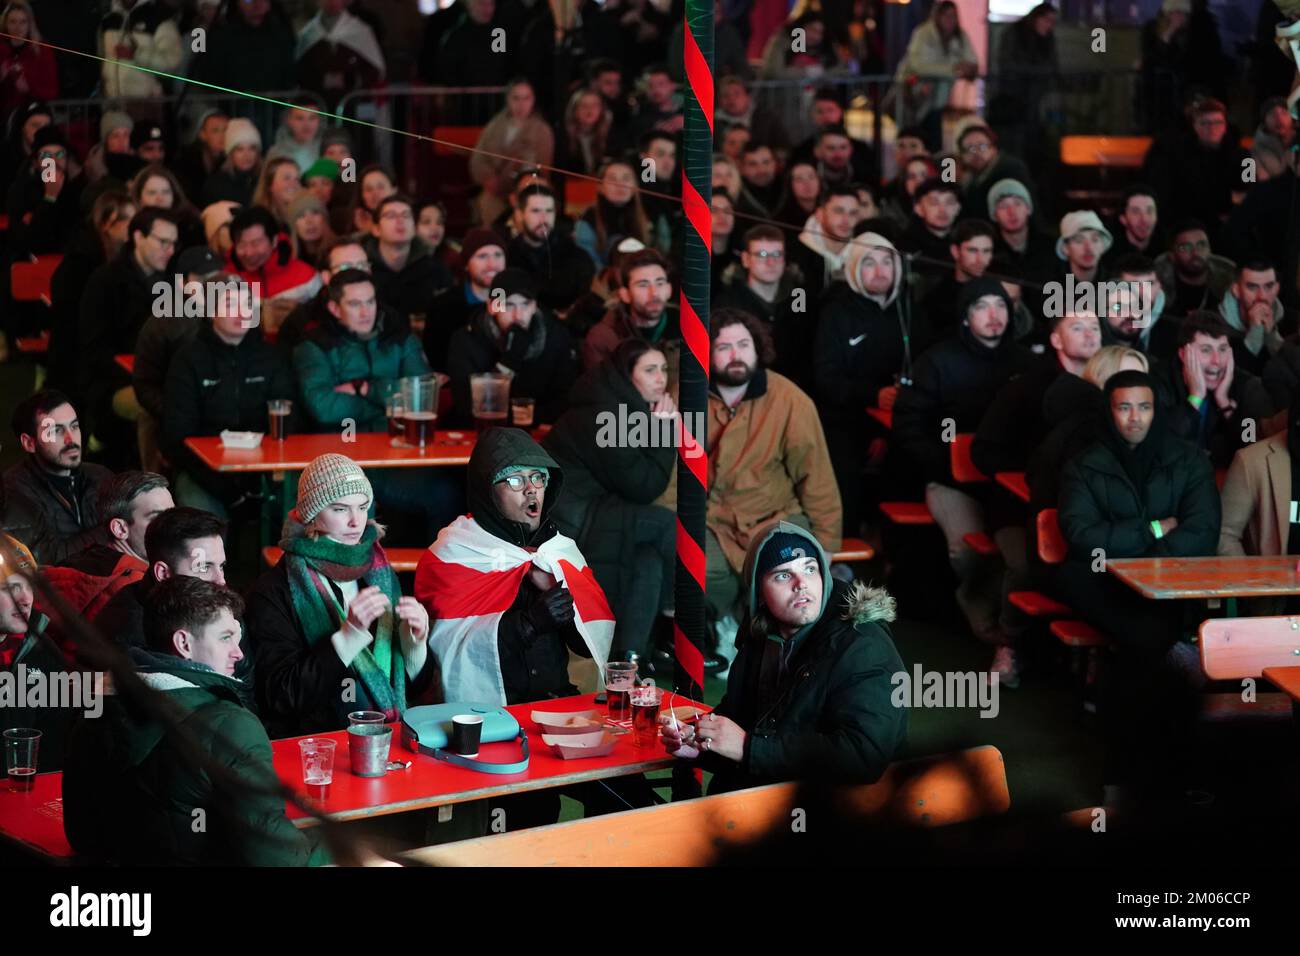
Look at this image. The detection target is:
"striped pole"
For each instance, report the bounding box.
[674,0,713,799]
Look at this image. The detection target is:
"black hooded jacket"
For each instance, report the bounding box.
[457,428,592,704]
[543,361,675,617]
[892,278,1036,485]
[1057,395,1220,565]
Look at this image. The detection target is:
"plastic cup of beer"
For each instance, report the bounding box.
[298,737,336,788]
[4,728,41,791]
[386,392,407,442]
[630,685,664,747]
[470,372,510,433]
[511,397,536,427]
[399,374,439,448]
[347,710,387,728]
[605,661,637,721]
[267,400,292,441]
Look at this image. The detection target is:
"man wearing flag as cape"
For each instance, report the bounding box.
[415,427,614,706]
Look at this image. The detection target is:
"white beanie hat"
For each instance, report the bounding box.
[223,117,262,155]
[1056,210,1114,260]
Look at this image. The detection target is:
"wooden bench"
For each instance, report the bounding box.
[402,745,1009,866]
[880,434,986,533]
[1059,135,1151,169]
[831,537,874,563]
[262,546,426,572]
[1198,616,1300,723]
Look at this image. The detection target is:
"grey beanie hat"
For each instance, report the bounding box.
[295,454,374,522]
[101,110,134,142]
[986,178,1033,218]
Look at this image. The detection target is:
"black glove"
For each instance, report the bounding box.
[522,585,575,637]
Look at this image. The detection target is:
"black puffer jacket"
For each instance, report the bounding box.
[2,457,112,566]
[893,280,1036,486]
[705,521,907,795]
[162,323,297,492]
[1058,424,1220,564]
[543,360,675,619]
[506,232,596,313]
[77,247,164,424]
[362,235,453,321]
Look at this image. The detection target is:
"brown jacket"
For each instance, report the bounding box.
[707,369,843,573]
[1219,432,1289,556]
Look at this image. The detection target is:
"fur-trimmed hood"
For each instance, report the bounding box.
[841,579,897,625]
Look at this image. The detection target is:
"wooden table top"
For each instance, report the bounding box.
[185,430,477,472]
[996,471,1029,503]
[277,693,708,827]
[1107,556,1300,600]
[1263,665,1300,703]
[115,353,134,374]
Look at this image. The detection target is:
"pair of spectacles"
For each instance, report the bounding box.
[961,143,991,155]
[149,233,178,248]
[497,472,548,491]
[749,249,784,259]
[37,149,66,161]
[380,210,413,221]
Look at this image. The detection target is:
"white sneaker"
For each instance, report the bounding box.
[991,645,1020,690]
[715,615,740,664]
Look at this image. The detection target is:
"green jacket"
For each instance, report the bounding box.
[63,651,328,866]
[706,521,908,794]
[292,312,429,433]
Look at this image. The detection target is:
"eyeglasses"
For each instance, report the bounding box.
[1176,240,1210,253]
[36,149,66,161]
[961,143,991,155]
[380,209,413,221]
[148,233,178,248]
[749,249,784,259]
[497,472,548,491]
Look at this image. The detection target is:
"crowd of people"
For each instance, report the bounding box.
[1,0,1298,865]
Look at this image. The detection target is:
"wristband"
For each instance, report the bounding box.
[1150,520,1164,540]
[1187,394,1204,409]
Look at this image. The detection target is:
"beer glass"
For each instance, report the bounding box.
[267,400,291,441]
[605,661,637,721]
[3,728,40,791]
[630,684,663,747]
[399,374,439,448]
[470,372,510,432]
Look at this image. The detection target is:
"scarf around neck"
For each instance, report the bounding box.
[279,522,406,718]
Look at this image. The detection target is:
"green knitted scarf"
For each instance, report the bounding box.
[280,524,406,719]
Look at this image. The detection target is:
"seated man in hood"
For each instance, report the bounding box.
[892,277,1036,683]
[661,520,907,795]
[63,575,329,866]
[415,427,613,707]
[814,231,925,537]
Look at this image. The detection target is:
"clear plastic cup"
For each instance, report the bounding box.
[298,737,336,786]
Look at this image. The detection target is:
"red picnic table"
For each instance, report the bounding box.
[1106,556,1300,601]
[279,693,707,826]
[0,769,75,862]
[0,693,707,860]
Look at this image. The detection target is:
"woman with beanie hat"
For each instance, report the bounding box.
[245,453,436,738]
[287,190,336,268]
[200,117,263,206]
